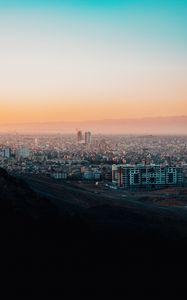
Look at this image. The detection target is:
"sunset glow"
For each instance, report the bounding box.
[0,0,186,125]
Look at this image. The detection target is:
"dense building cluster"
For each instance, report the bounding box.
[0,133,186,188]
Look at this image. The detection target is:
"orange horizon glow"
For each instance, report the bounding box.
[0,95,186,124]
[0,2,186,126]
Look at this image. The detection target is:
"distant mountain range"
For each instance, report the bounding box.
[0,116,187,134]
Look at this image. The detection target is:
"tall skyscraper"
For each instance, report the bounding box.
[77,130,83,143]
[85,131,92,145]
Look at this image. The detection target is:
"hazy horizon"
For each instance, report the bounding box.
[0,115,186,134]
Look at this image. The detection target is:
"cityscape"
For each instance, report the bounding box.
[0,0,187,291]
[0,132,187,209]
[1,132,187,182]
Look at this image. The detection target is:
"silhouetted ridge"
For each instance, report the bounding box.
[0,168,54,213]
[0,168,61,244]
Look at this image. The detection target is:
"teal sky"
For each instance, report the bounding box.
[0,0,186,122]
[0,0,186,60]
[0,0,186,8]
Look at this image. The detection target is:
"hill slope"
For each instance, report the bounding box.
[1,168,187,276]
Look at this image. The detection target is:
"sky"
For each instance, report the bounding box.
[0,0,186,124]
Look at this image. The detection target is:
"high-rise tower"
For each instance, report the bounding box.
[85,131,92,144]
[77,130,83,143]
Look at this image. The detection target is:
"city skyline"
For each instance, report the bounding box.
[0,0,186,126]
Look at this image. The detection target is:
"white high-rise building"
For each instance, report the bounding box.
[85,131,92,144]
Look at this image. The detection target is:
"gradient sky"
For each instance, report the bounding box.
[0,0,186,123]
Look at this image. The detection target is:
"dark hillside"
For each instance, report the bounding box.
[1,168,187,288]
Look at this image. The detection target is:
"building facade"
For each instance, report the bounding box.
[16,147,30,159]
[112,164,183,189]
[77,130,83,143]
[85,131,92,145]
